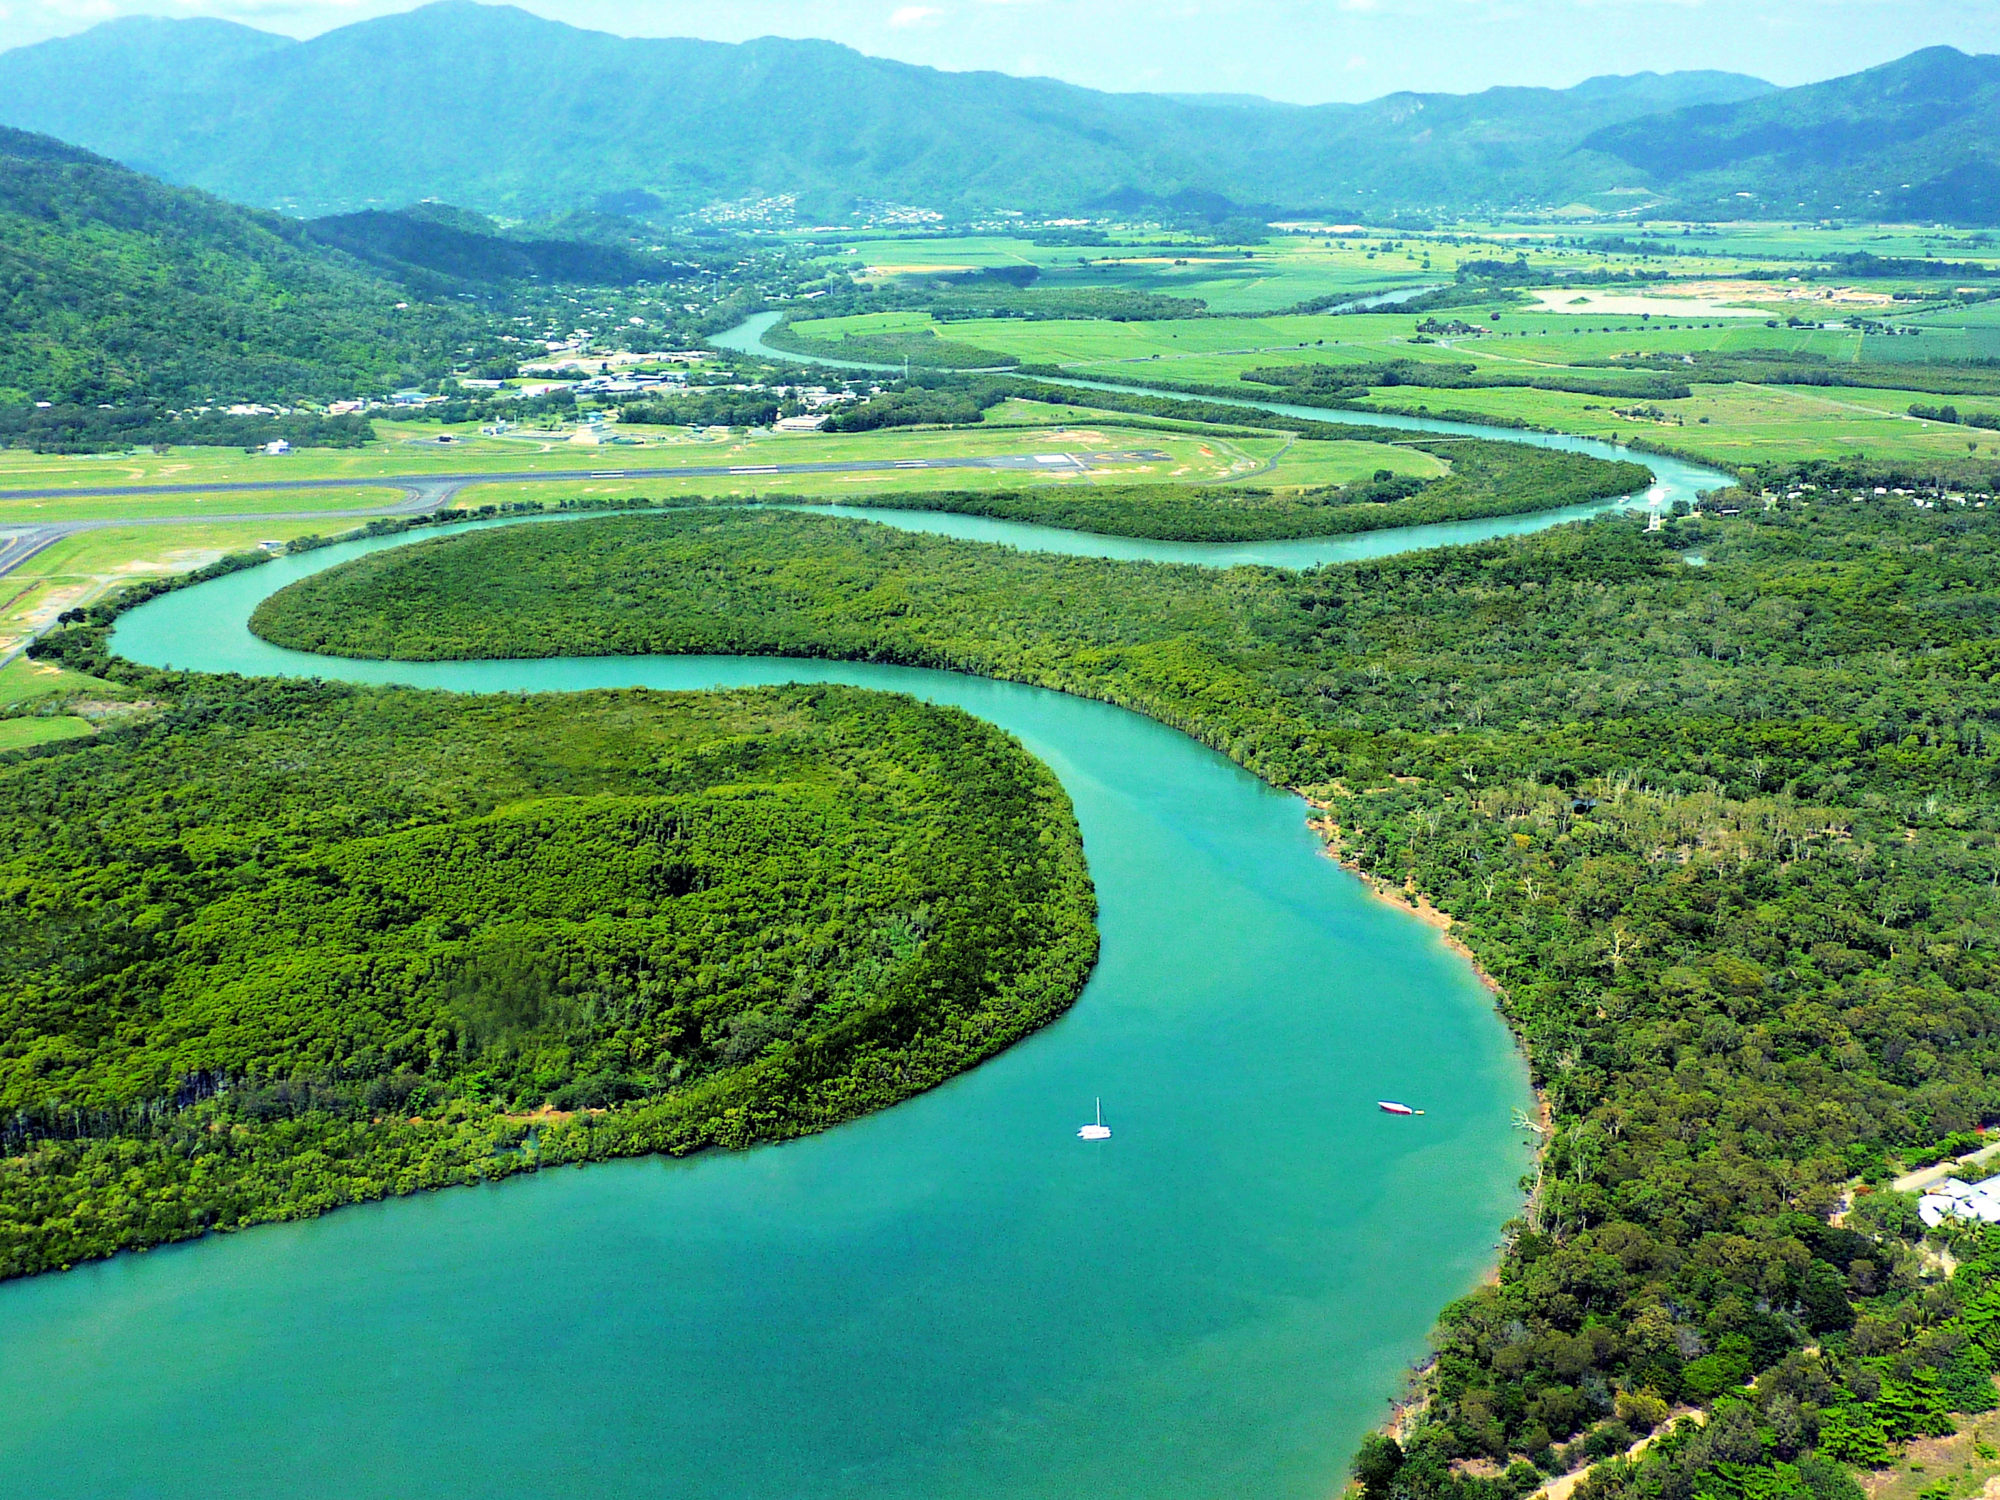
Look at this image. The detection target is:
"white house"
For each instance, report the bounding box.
[1919,1175,2000,1227]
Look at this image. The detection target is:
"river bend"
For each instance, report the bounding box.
[0,373,1734,1497]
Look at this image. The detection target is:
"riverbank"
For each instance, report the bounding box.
[1308,795,1507,1001]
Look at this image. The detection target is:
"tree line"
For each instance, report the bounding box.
[0,404,375,454]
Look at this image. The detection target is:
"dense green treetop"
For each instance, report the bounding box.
[0,676,1095,1276]
[778,439,1651,542]
[249,499,2000,1500]
[0,126,484,405]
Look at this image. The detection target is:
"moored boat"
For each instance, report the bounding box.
[1078,1098,1112,1140]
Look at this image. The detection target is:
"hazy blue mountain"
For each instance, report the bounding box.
[1583,46,2000,221]
[4,6,1992,222]
[0,17,291,184]
[0,2,1775,219]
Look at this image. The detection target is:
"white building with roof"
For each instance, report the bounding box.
[1919,1175,2000,1227]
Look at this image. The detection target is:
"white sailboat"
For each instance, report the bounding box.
[1078,1099,1112,1140]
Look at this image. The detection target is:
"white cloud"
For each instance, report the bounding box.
[888,3,942,25]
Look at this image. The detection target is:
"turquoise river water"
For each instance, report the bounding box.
[0,357,1733,1498]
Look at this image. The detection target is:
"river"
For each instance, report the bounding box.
[714,308,1731,564]
[0,346,1734,1499]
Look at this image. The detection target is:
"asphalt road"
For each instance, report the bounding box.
[0,451,1169,580]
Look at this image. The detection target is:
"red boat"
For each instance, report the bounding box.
[1378,1100,1425,1116]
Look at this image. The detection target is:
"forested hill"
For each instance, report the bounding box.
[0,3,1773,220]
[1582,47,2000,222]
[0,676,1096,1276]
[299,205,666,296]
[0,126,472,406]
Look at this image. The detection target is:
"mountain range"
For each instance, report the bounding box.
[0,4,1993,223]
[1582,45,2000,222]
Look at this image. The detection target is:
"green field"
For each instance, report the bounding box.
[0,410,1447,521]
[456,428,1445,509]
[0,714,93,751]
[783,306,1875,374]
[812,226,1811,315]
[0,657,128,751]
[0,521,321,659]
[1346,382,1999,466]
[1527,220,2000,266]
[769,286,2000,469]
[0,656,107,707]
[0,485,408,527]
[827,233,1445,314]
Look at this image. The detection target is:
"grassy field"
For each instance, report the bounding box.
[0,408,1444,540]
[792,308,1390,364]
[0,417,1365,491]
[770,291,2000,468]
[1533,221,2000,266]
[454,426,1445,508]
[0,421,878,490]
[1345,381,1997,465]
[821,233,1446,313]
[805,223,1914,314]
[0,521,315,660]
[1852,1411,2000,1500]
[0,655,116,707]
[0,486,409,527]
[783,306,1873,372]
[816,230,1769,315]
[0,648,142,755]
[816,221,2000,333]
[0,716,94,751]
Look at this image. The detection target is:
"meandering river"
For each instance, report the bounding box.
[715,309,1729,566]
[0,351,1735,1498]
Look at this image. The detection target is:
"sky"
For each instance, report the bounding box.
[0,0,1995,102]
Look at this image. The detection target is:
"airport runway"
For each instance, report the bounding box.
[0,450,1168,579]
